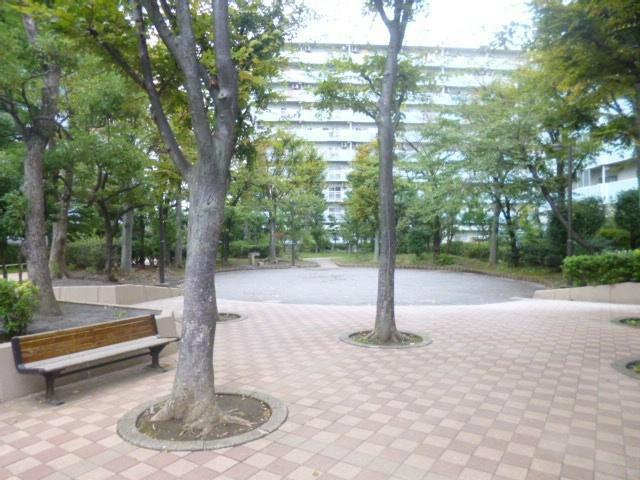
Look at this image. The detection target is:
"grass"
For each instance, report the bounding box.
[307,251,565,287]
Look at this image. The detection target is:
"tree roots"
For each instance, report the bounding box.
[150,394,252,439]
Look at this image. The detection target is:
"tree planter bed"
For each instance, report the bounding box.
[118,389,287,450]
[339,330,432,349]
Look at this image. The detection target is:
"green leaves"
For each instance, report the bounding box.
[0,280,39,337]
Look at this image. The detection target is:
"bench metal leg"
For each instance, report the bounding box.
[44,373,63,406]
[148,346,166,371]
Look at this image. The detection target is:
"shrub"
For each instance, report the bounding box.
[228,240,273,258]
[0,280,39,337]
[434,253,455,265]
[596,227,631,250]
[445,241,464,256]
[615,189,640,248]
[66,236,106,270]
[562,250,640,286]
[462,242,490,260]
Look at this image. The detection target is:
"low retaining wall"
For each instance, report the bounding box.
[0,285,182,403]
[534,282,640,304]
[53,284,183,305]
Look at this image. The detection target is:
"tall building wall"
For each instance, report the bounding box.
[256,43,523,222]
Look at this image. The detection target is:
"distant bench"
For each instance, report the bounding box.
[11,315,179,405]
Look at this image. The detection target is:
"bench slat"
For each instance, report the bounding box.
[21,336,177,372]
[16,316,158,363]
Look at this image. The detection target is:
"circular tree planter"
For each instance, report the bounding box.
[612,357,640,380]
[340,330,432,349]
[118,389,287,451]
[612,317,640,328]
[218,312,248,323]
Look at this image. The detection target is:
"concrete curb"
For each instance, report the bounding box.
[612,356,640,380]
[117,389,288,451]
[339,331,432,349]
[333,261,549,287]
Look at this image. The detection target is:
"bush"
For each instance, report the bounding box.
[461,242,490,260]
[445,241,464,256]
[562,250,640,286]
[0,280,39,337]
[228,240,273,259]
[596,227,631,250]
[434,253,455,265]
[615,189,640,248]
[67,236,107,270]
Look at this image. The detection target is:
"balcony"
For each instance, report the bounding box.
[574,177,637,203]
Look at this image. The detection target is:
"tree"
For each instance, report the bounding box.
[0,5,64,314]
[531,0,640,206]
[404,117,465,260]
[344,143,379,253]
[615,189,640,248]
[368,0,422,343]
[253,131,325,263]
[50,0,300,435]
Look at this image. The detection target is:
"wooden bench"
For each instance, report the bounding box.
[11,315,179,405]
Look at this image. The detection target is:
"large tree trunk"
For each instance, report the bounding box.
[174,190,184,268]
[152,163,232,433]
[49,169,73,279]
[489,199,500,267]
[21,15,61,316]
[24,137,61,315]
[120,209,134,274]
[371,24,403,343]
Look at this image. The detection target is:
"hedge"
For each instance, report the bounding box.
[562,250,640,286]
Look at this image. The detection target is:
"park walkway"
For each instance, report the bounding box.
[1,297,640,479]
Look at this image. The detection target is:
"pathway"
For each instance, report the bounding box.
[1,298,640,479]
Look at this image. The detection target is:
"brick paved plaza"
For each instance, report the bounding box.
[1,297,640,480]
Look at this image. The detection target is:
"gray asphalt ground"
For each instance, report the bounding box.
[214,263,541,305]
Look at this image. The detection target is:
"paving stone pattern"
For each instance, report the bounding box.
[1,298,640,479]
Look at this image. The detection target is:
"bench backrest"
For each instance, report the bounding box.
[12,315,157,364]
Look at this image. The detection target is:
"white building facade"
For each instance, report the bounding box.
[256,42,522,223]
[574,147,638,205]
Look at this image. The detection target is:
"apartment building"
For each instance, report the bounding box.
[256,42,523,222]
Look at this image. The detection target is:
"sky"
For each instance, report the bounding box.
[295,0,532,48]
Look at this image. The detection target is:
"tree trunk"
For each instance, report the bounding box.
[489,200,500,267]
[103,218,116,282]
[371,19,404,343]
[21,15,61,316]
[135,215,146,265]
[24,136,61,315]
[268,210,277,263]
[158,201,166,284]
[174,189,184,268]
[49,169,73,279]
[120,209,134,274]
[152,163,230,434]
[221,216,231,264]
[373,228,380,262]
[635,82,640,209]
[503,205,519,267]
[432,216,442,260]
